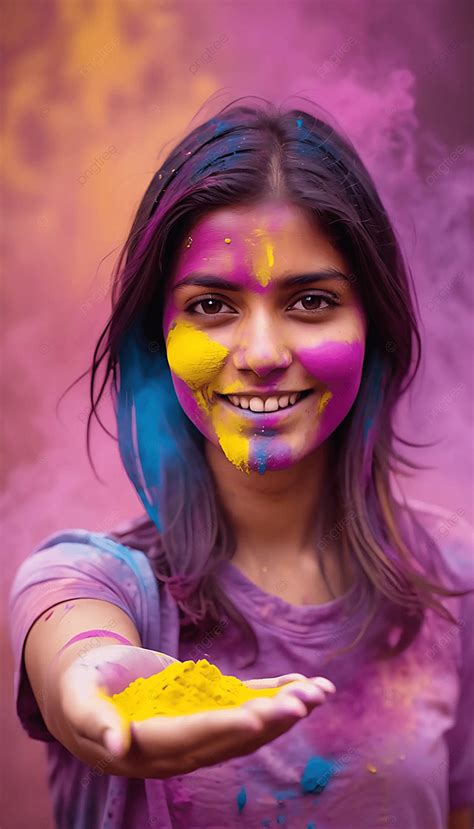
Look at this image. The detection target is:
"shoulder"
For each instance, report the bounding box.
[8,518,167,662]
[9,520,160,608]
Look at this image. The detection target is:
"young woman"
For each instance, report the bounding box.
[9,99,473,829]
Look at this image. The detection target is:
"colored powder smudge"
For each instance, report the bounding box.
[276,815,286,825]
[166,319,252,473]
[317,390,332,414]
[237,786,247,813]
[166,320,229,399]
[307,823,316,829]
[274,789,298,803]
[300,756,335,794]
[250,228,275,286]
[213,412,250,474]
[59,602,75,619]
[254,443,269,475]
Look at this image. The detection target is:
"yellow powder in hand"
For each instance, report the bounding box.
[106,659,284,721]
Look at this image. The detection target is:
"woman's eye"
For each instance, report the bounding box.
[187,293,337,316]
[188,297,234,315]
[290,294,335,312]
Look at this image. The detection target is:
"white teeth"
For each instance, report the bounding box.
[249,397,265,412]
[224,391,307,412]
[264,396,279,412]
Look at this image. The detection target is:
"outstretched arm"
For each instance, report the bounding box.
[24,597,336,778]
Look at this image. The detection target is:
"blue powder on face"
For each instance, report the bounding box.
[261,820,271,828]
[257,455,268,475]
[301,756,335,794]
[253,442,269,475]
[236,786,247,813]
[276,816,287,825]
[307,823,316,829]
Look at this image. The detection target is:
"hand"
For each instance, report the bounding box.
[56,645,335,779]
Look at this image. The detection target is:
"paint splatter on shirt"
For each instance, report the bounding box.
[8,502,474,828]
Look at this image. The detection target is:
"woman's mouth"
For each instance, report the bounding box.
[215,389,314,415]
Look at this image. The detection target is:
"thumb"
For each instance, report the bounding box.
[65,686,131,759]
[96,688,132,757]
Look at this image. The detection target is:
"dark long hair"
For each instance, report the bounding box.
[62,96,466,666]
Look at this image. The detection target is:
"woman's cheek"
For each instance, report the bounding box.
[171,376,212,435]
[298,339,366,436]
[165,318,229,434]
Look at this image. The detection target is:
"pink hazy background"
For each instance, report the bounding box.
[1,1,472,826]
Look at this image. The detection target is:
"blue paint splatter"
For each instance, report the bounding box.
[301,755,335,794]
[276,816,287,825]
[236,786,247,813]
[307,823,316,829]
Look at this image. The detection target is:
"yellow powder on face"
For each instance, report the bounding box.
[166,319,251,471]
[212,406,251,475]
[248,228,275,287]
[166,320,230,413]
[317,390,333,414]
[166,320,229,391]
[104,659,283,721]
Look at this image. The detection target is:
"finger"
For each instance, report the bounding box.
[274,680,327,707]
[308,676,337,694]
[131,704,264,757]
[242,695,308,720]
[158,696,310,773]
[64,686,131,758]
[177,697,309,770]
[244,672,308,690]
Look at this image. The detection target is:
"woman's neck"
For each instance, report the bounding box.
[207,443,329,553]
[205,440,351,603]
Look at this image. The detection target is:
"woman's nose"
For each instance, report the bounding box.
[232,315,292,376]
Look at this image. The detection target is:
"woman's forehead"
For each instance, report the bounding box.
[169,201,349,288]
[182,200,327,243]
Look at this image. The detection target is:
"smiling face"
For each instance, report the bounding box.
[162,200,367,475]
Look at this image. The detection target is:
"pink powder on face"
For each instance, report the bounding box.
[242,339,365,473]
[249,435,294,472]
[171,374,212,433]
[297,339,366,437]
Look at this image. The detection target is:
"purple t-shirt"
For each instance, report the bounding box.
[8,502,474,829]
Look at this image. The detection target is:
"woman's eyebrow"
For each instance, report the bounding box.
[173,268,351,291]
